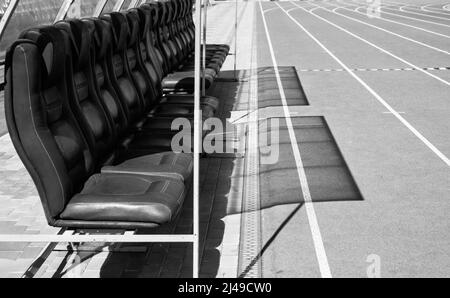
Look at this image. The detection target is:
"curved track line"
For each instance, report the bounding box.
[298,4,450,86]
[350,0,450,28]
[398,6,450,21]
[420,5,450,16]
[282,1,450,166]
[379,0,450,16]
[322,6,450,55]
[380,1,450,16]
[336,0,450,38]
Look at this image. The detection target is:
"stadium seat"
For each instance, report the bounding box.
[5,27,186,228]
[3,0,230,229]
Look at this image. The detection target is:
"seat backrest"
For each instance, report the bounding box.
[174,0,191,55]
[87,18,129,141]
[140,3,169,76]
[150,1,177,71]
[165,0,185,63]
[134,7,165,99]
[4,27,94,222]
[123,10,159,112]
[181,0,195,51]
[55,19,117,168]
[101,13,144,127]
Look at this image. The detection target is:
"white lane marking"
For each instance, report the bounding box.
[323,6,450,55]
[283,1,450,167]
[377,1,450,16]
[258,1,333,278]
[287,7,298,13]
[336,0,450,38]
[398,5,450,20]
[302,2,450,86]
[421,5,450,16]
[263,7,279,14]
[350,0,450,28]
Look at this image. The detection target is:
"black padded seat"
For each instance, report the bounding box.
[133,6,219,108]
[56,19,193,183]
[60,173,185,225]
[162,70,214,93]
[84,18,204,157]
[163,94,219,110]
[104,12,215,120]
[4,26,186,229]
[140,2,221,93]
[102,152,193,182]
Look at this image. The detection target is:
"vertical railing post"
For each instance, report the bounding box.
[201,0,208,96]
[193,0,202,279]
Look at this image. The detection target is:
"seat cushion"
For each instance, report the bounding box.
[126,131,186,156]
[163,95,220,111]
[60,173,185,224]
[150,102,215,119]
[162,70,215,92]
[102,152,193,182]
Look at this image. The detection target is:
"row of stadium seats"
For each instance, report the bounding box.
[4,0,229,229]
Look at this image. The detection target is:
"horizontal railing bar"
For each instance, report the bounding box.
[0,234,195,243]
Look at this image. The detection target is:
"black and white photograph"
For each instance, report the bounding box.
[0,0,448,282]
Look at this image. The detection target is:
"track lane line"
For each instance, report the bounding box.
[398,5,450,20]
[263,7,279,14]
[420,5,450,16]
[336,0,450,38]
[350,0,450,28]
[300,2,450,86]
[315,3,450,55]
[381,1,450,17]
[278,1,450,167]
[258,0,333,278]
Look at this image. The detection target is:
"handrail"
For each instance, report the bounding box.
[129,0,141,9]
[54,0,75,23]
[93,0,109,17]
[113,0,126,12]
